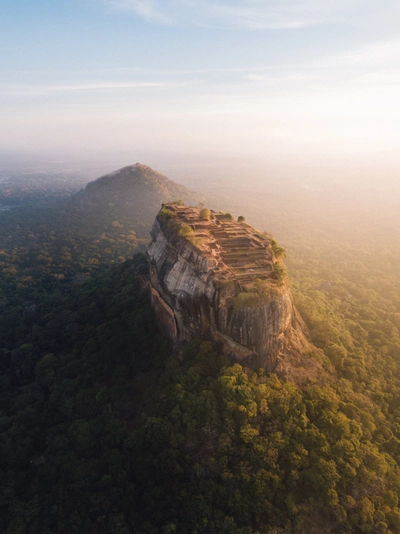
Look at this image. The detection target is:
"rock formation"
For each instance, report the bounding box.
[147,204,314,374]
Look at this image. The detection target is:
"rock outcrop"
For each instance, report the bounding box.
[147,204,314,374]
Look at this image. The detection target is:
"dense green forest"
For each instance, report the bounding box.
[1,171,400,532]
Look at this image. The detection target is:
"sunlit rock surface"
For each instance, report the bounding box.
[147,204,316,376]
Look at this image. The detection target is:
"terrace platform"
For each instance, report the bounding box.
[164,204,275,291]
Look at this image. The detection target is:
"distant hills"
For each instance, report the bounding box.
[65,163,202,238]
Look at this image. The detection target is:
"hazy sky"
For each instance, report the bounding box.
[2,0,400,167]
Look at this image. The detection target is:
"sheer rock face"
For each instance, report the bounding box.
[146,205,313,373]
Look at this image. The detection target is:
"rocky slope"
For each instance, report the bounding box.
[147,204,319,379]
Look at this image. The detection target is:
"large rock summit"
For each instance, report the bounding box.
[147,204,318,379]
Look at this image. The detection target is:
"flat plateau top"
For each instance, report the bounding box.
[163,204,275,292]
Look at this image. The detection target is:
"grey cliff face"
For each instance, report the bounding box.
[146,205,311,372]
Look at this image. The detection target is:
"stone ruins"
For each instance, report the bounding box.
[163,204,276,292]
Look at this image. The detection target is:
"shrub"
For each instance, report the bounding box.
[179,224,194,237]
[187,236,203,247]
[214,278,234,289]
[273,262,287,285]
[232,292,260,309]
[199,208,211,219]
[270,238,286,259]
[231,279,278,309]
[177,224,203,248]
[159,206,174,220]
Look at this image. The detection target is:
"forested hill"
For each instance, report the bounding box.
[64,163,203,237]
[0,163,202,297]
[1,165,400,532]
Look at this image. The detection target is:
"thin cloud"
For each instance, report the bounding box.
[108,0,173,23]
[303,39,400,89]
[104,0,386,30]
[313,40,400,70]
[0,80,195,96]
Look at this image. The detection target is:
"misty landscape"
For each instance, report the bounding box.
[2,1,400,533]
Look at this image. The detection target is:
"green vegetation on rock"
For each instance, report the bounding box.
[273,262,287,285]
[271,238,286,259]
[214,278,234,289]
[200,207,211,219]
[232,279,279,309]
[159,205,175,219]
[179,223,194,237]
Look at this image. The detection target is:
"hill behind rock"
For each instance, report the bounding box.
[64,163,203,238]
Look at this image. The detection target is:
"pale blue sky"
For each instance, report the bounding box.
[2,0,400,168]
